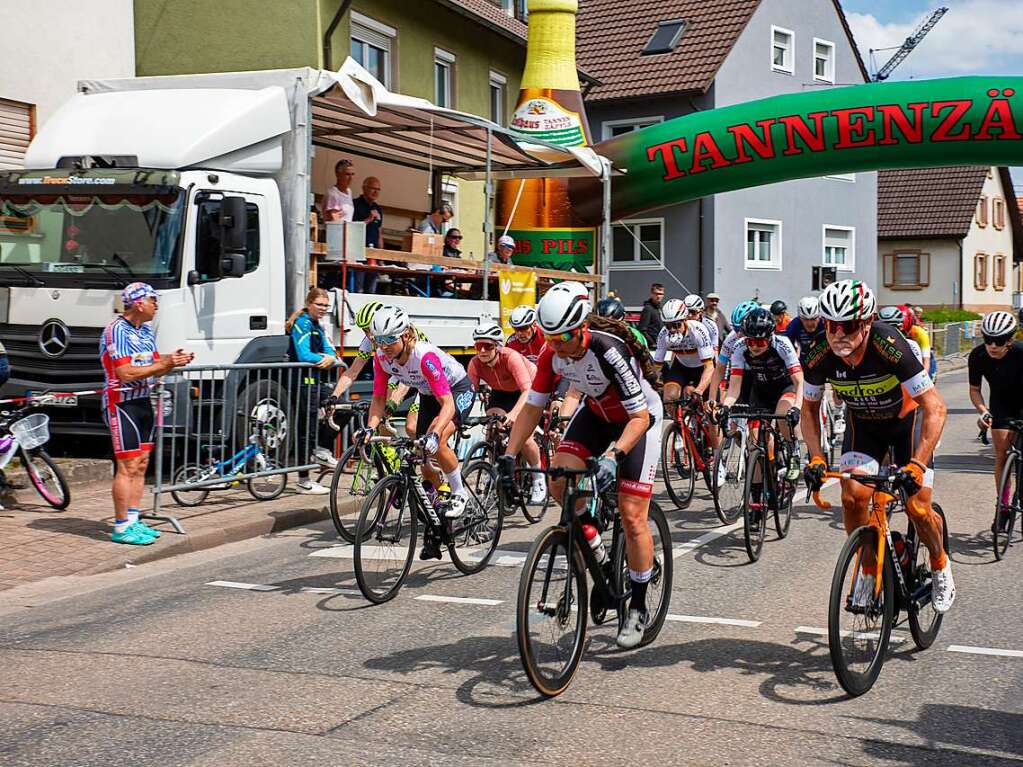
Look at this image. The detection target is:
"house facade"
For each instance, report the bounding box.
[577,0,878,311]
[877,166,1022,312]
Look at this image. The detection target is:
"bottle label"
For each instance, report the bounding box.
[511,98,587,148]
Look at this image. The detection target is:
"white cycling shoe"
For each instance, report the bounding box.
[528,477,547,505]
[616,609,649,649]
[931,561,956,614]
[443,492,468,519]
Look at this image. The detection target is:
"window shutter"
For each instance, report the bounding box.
[0,99,33,170]
[883,253,894,287]
[920,253,930,287]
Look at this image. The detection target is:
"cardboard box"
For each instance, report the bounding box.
[403,232,443,269]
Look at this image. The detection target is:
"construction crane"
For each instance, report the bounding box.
[870,7,948,81]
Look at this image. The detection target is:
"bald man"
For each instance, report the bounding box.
[353,176,383,293]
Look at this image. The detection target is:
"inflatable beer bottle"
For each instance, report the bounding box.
[497,0,594,273]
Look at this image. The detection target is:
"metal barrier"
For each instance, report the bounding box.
[149,362,346,533]
[930,320,983,361]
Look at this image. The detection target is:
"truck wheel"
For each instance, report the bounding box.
[235,379,291,461]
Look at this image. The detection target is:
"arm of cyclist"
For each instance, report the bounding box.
[332,355,367,397]
[557,385,582,420]
[365,356,390,431]
[116,351,191,381]
[910,386,947,469]
[968,385,991,424]
[696,358,715,398]
[505,403,544,457]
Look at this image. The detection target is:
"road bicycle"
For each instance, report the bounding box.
[810,468,948,696]
[0,403,70,510]
[819,392,845,467]
[992,418,1023,560]
[723,408,799,562]
[353,435,502,604]
[514,460,673,697]
[464,411,550,523]
[171,415,286,506]
[661,392,721,517]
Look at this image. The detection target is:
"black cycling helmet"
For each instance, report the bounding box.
[742,307,776,339]
[769,300,788,317]
[595,296,626,321]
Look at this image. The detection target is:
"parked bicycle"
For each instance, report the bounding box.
[810,468,948,696]
[661,392,721,516]
[992,417,1023,560]
[514,460,673,697]
[0,402,70,510]
[352,435,502,604]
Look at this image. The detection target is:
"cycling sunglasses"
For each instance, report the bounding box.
[746,336,770,349]
[983,333,1014,347]
[474,341,497,351]
[375,333,403,346]
[543,329,578,343]
[824,319,866,336]
[664,321,685,331]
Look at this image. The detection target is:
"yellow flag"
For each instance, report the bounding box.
[499,271,538,334]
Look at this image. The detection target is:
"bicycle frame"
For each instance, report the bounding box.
[671,396,713,473]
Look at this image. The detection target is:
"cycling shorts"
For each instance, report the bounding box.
[415,377,474,439]
[487,388,521,414]
[663,359,704,389]
[840,409,934,488]
[106,398,155,460]
[991,410,1023,431]
[558,404,662,498]
[748,382,797,412]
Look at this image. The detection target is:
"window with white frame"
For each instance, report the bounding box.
[823,226,854,270]
[434,48,455,108]
[612,219,664,267]
[601,116,663,141]
[745,219,782,269]
[771,26,794,74]
[350,12,395,88]
[813,38,835,83]
[489,70,506,125]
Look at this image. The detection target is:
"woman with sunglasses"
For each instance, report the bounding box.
[500,282,663,650]
[507,305,546,363]
[968,310,1023,528]
[684,294,720,353]
[802,279,954,614]
[467,321,546,504]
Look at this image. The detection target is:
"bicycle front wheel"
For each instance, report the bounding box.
[908,503,949,650]
[994,452,1018,560]
[23,449,70,510]
[354,476,416,604]
[661,421,695,509]
[330,444,382,543]
[712,432,745,524]
[449,461,503,574]
[828,524,896,697]
[516,526,587,698]
[742,450,768,562]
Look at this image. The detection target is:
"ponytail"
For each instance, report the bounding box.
[587,314,662,392]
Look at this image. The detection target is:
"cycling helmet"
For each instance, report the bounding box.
[683,294,705,312]
[537,283,591,334]
[742,307,776,339]
[547,281,589,300]
[355,300,383,330]
[509,305,537,329]
[818,279,877,321]
[878,306,905,325]
[797,296,820,320]
[595,296,626,321]
[660,298,687,324]
[770,300,788,317]
[473,320,505,344]
[731,300,760,328]
[982,310,1018,337]
[370,305,411,340]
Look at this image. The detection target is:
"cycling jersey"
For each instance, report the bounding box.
[653,321,714,367]
[528,330,660,423]
[774,313,791,334]
[468,347,536,394]
[718,330,742,366]
[803,322,931,421]
[969,341,1023,429]
[357,327,429,360]
[907,325,931,358]
[507,327,546,363]
[700,316,719,350]
[99,316,159,409]
[373,341,467,399]
[729,335,801,388]
[783,317,826,363]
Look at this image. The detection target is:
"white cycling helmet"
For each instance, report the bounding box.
[818,279,877,322]
[982,310,1018,337]
[537,283,591,334]
[509,305,537,329]
[473,320,505,344]
[660,298,687,323]
[797,296,820,320]
[878,306,904,325]
[370,305,411,340]
[683,294,705,312]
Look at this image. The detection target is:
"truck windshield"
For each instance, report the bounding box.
[0,190,186,287]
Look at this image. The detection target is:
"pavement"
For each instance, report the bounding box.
[4,358,1016,767]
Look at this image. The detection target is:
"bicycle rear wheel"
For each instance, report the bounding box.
[354,476,416,604]
[828,525,896,697]
[516,526,587,698]
[742,450,768,562]
[330,444,382,543]
[449,461,503,574]
[171,463,210,507]
[993,452,1018,560]
[613,502,674,648]
[661,421,695,509]
[713,432,745,524]
[773,440,795,539]
[23,449,70,510]
[247,455,287,501]
[908,503,949,650]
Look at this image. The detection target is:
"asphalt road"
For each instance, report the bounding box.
[2,368,1021,767]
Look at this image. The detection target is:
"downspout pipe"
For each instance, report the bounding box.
[323,0,354,71]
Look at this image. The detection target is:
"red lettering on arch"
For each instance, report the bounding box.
[877,102,927,145]
[778,112,829,156]
[832,106,877,149]
[688,132,732,174]
[646,138,688,181]
[975,97,1023,141]
[727,119,777,164]
[931,100,973,142]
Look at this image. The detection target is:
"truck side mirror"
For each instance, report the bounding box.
[220,252,246,278]
[219,196,249,278]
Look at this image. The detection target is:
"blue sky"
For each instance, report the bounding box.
[842,0,1023,188]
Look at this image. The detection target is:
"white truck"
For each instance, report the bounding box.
[0,64,595,436]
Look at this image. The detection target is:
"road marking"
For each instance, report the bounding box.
[310,544,527,568]
[794,625,907,643]
[673,522,742,558]
[300,586,362,596]
[206,580,279,592]
[948,644,1023,659]
[666,614,761,628]
[414,594,503,606]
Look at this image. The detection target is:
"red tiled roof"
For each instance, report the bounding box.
[441,0,528,41]
[576,0,869,103]
[877,166,989,240]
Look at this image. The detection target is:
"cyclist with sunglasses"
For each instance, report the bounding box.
[713,300,760,399]
[968,311,1023,529]
[507,305,546,363]
[468,321,546,504]
[654,298,716,402]
[801,280,954,613]
[684,294,720,352]
[500,281,663,650]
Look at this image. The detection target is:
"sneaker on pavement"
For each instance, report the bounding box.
[616,608,650,650]
[296,479,330,495]
[419,537,442,560]
[528,477,547,505]
[443,492,468,519]
[111,527,156,546]
[313,448,339,469]
[850,572,876,610]
[131,521,160,539]
[932,561,956,614]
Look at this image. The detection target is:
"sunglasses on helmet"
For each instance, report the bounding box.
[824,319,866,336]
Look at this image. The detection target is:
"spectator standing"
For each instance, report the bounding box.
[323,159,355,223]
[352,176,383,294]
[637,283,665,347]
[100,282,193,545]
[287,287,342,494]
[418,202,453,234]
[704,292,731,339]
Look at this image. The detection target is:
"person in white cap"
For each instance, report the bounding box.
[704,292,731,340]
[489,234,517,265]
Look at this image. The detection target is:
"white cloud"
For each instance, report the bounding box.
[848,1,1023,78]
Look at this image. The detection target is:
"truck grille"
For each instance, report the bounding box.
[0,323,104,387]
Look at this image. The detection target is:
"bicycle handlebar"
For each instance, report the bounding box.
[807,467,906,510]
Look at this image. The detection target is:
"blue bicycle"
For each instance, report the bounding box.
[171,417,287,506]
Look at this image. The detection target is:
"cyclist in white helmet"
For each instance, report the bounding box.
[684,293,719,352]
[802,279,954,613]
[507,304,545,363]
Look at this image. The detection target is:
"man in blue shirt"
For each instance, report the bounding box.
[784,296,826,363]
[352,176,383,294]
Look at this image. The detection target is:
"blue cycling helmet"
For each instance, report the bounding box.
[731,300,760,328]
